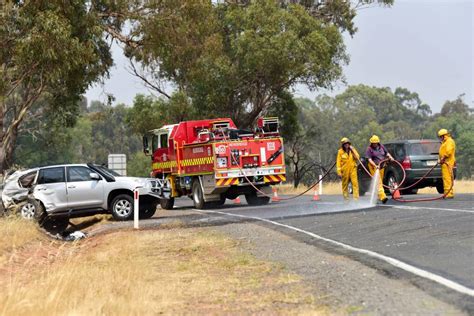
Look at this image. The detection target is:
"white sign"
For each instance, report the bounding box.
[192,147,204,154]
[108,154,127,176]
[267,142,276,151]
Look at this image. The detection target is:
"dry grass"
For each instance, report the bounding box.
[418,180,474,194]
[0,228,328,315]
[0,216,46,264]
[277,182,343,196]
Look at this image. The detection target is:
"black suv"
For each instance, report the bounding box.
[357,140,449,195]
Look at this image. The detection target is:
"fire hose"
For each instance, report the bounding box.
[220,130,454,203]
[356,156,455,203]
[221,131,336,201]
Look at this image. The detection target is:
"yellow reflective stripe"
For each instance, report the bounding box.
[264,174,286,183]
[153,161,178,169]
[180,156,215,167]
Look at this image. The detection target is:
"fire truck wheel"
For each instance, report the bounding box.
[159,198,175,210]
[192,180,205,209]
[208,195,226,208]
[245,193,270,206]
[140,201,158,219]
[110,194,134,221]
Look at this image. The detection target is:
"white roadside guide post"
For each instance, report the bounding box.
[134,187,141,230]
[319,175,323,196]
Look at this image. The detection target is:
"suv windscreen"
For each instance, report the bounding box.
[408,142,440,156]
[38,167,65,184]
[88,164,119,182]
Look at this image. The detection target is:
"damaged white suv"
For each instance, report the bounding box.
[2,164,160,230]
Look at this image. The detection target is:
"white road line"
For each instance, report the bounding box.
[195,209,474,298]
[382,205,474,214]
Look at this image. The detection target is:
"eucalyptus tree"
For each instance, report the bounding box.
[0,1,123,172]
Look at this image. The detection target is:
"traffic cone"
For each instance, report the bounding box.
[392,182,401,199]
[272,187,281,202]
[312,186,320,201]
[233,196,241,204]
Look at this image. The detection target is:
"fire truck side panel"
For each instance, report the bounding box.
[213,138,286,185]
[180,144,215,175]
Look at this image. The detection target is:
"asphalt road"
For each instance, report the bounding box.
[171,193,474,311]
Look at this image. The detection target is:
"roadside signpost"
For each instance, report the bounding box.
[134,187,140,229]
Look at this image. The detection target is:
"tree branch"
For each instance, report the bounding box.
[128,60,171,99]
[103,25,141,49]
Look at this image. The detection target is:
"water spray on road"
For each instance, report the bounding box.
[369,169,380,206]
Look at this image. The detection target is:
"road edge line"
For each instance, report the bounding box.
[382,205,474,214]
[195,209,474,298]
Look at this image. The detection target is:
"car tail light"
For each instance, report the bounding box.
[402,156,412,170]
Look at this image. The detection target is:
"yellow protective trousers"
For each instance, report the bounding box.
[342,167,359,200]
[439,136,456,198]
[441,164,454,198]
[336,148,360,200]
[368,164,387,201]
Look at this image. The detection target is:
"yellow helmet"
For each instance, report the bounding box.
[340,137,350,145]
[370,135,380,144]
[438,129,449,137]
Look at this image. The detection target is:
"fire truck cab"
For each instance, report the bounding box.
[143,117,286,209]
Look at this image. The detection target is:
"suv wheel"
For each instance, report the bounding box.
[386,173,398,193]
[111,194,134,221]
[192,180,205,209]
[33,199,69,234]
[20,199,37,220]
[436,182,444,194]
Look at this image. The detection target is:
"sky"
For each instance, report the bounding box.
[85,0,474,114]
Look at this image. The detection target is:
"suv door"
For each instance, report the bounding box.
[66,166,105,209]
[36,167,68,212]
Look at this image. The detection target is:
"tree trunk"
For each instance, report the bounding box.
[0,128,17,175]
[0,101,6,175]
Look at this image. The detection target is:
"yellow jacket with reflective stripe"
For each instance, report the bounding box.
[336,147,360,176]
[439,136,456,166]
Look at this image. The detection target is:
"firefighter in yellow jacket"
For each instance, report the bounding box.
[438,129,456,198]
[336,138,360,200]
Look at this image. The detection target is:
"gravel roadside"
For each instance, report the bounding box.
[216,222,465,315]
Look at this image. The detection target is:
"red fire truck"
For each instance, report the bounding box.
[143,117,286,209]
